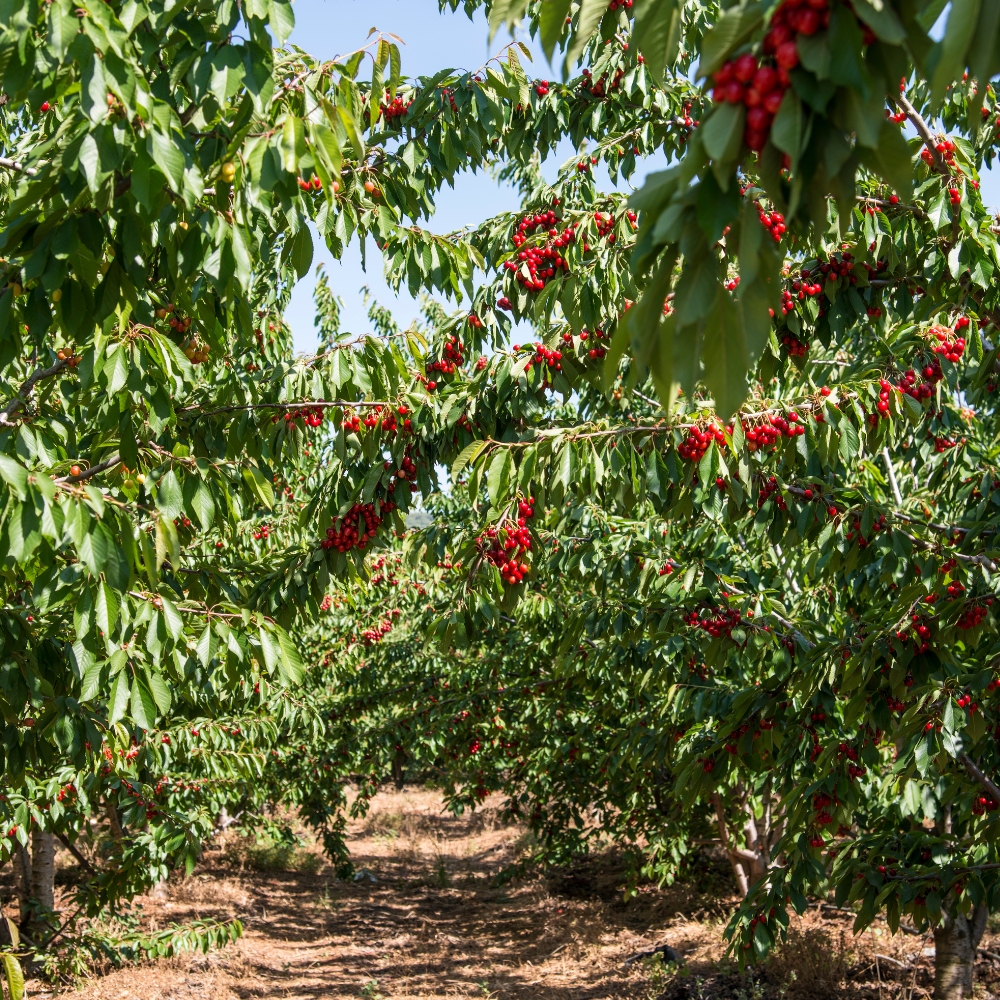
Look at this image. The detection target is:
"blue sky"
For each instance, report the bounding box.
[283,1,997,354]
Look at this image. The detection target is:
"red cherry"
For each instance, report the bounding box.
[733,54,758,83]
[763,88,785,115]
[747,107,771,131]
[776,41,799,69]
[753,66,778,94]
[795,7,819,33]
[725,80,745,103]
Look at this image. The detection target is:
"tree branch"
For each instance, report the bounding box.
[881,448,903,505]
[892,92,948,174]
[0,157,38,177]
[0,358,69,426]
[178,400,395,421]
[54,454,121,485]
[959,752,1000,805]
[55,832,96,874]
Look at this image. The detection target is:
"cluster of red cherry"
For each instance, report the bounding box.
[503,213,576,293]
[514,341,563,376]
[296,175,322,191]
[678,423,727,463]
[931,433,959,454]
[812,791,836,827]
[844,512,887,548]
[359,617,393,647]
[273,405,325,428]
[389,452,419,489]
[479,512,534,586]
[320,595,332,611]
[608,0,633,8]
[683,605,745,640]
[381,90,412,122]
[723,715,774,755]
[972,795,999,815]
[757,475,788,510]
[428,334,464,376]
[534,80,549,97]
[957,601,991,629]
[252,523,271,541]
[713,54,793,152]
[930,317,968,362]
[320,500,397,553]
[780,331,809,357]
[593,211,616,243]
[380,405,412,436]
[56,782,76,803]
[744,410,805,452]
[920,139,957,169]
[580,66,625,98]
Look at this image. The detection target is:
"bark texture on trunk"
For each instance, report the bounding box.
[711,784,784,897]
[105,797,124,841]
[933,903,988,1000]
[30,829,55,916]
[392,750,406,790]
[10,840,30,926]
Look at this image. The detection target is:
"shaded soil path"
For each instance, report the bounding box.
[18,787,1000,999]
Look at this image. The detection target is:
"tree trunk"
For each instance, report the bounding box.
[10,840,30,927]
[105,796,124,842]
[392,749,406,790]
[933,903,988,1000]
[30,829,55,928]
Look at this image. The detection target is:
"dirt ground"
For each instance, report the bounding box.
[16,786,1000,999]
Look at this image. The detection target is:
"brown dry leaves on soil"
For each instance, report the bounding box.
[16,786,1000,1000]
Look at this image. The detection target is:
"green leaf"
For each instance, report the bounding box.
[539,0,574,62]
[243,466,275,510]
[852,0,907,43]
[107,672,130,726]
[159,594,184,641]
[701,102,746,165]
[0,456,28,500]
[489,0,530,41]
[634,0,683,84]
[565,0,611,73]
[702,289,748,419]
[155,470,184,522]
[148,129,185,192]
[146,669,173,715]
[487,450,513,507]
[771,89,803,161]
[268,0,295,42]
[277,627,305,684]
[452,440,488,485]
[96,582,120,636]
[131,679,157,730]
[930,0,981,106]
[2,952,24,1000]
[289,225,313,278]
[259,627,281,675]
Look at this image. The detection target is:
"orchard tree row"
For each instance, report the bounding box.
[1,1,1000,999]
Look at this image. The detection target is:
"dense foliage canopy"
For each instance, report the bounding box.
[3,0,1000,998]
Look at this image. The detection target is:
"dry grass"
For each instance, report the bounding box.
[11,787,1000,1000]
